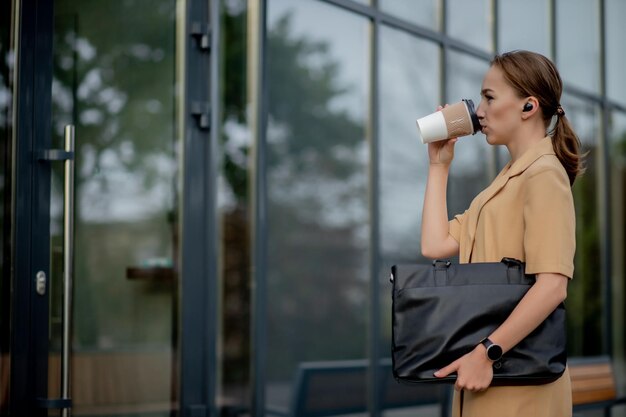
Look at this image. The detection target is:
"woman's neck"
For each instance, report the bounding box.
[506,126,547,163]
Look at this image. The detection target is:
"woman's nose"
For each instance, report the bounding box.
[476,100,486,119]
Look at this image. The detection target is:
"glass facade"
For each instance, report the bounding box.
[5,0,626,416]
[562,94,603,356]
[229,0,626,416]
[265,0,370,410]
[610,110,626,393]
[556,0,601,94]
[606,0,626,104]
[497,0,550,57]
[447,0,493,52]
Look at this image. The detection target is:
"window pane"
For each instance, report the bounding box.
[219,0,252,411]
[50,1,181,414]
[606,0,626,105]
[610,110,626,391]
[378,27,451,415]
[562,94,603,356]
[447,0,492,52]
[266,0,370,414]
[0,0,13,414]
[380,0,440,31]
[379,27,439,261]
[556,0,600,93]
[446,51,493,218]
[497,0,550,57]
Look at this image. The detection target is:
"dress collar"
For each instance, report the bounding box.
[459,136,556,263]
[499,136,556,179]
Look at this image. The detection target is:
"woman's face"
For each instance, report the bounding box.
[477,65,526,145]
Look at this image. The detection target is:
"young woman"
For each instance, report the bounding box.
[421,50,582,417]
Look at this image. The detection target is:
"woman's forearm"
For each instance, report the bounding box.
[487,273,569,354]
[421,164,457,258]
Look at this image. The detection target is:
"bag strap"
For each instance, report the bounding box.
[433,260,451,286]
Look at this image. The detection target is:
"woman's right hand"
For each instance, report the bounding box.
[427,106,458,166]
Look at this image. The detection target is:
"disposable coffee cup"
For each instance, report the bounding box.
[416,99,481,144]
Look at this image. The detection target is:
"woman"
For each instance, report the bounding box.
[421,50,582,417]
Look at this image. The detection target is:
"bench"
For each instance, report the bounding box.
[266,358,451,417]
[265,356,625,417]
[571,356,626,416]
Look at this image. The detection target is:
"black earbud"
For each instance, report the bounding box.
[523,102,533,112]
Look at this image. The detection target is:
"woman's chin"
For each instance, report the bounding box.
[485,134,498,145]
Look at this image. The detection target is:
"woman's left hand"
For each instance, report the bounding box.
[434,345,494,392]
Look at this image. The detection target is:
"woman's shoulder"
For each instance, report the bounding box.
[522,154,569,185]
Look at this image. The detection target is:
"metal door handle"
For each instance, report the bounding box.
[61,124,75,417]
[36,125,75,415]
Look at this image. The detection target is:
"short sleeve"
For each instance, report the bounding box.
[448,211,466,243]
[523,166,576,278]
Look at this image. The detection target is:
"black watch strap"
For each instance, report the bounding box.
[480,337,503,361]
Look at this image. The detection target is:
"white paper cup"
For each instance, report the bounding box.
[416,99,480,144]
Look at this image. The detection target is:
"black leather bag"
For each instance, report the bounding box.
[390,258,566,386]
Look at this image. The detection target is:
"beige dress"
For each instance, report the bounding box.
[448,136,575,417]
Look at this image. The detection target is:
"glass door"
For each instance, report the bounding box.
[10,0,219,414]
[46,1,182,415]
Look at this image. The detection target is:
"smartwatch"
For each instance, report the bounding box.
[480,337,503,362]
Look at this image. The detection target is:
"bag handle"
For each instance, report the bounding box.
[432,260,451,286]
[431,258,530,286]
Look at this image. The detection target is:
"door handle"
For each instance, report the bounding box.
[61,124,75,417]
[36,125,75,416]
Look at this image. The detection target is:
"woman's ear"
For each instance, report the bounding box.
[521,96,540,118]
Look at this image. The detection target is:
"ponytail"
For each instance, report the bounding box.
[551,115,585,186]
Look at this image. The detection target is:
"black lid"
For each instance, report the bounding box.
[462,99,481,134]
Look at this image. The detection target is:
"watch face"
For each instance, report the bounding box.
[487,344,503,361]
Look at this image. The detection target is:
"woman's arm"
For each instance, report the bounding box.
[434,272,569,391]
[486,272,567,352]
[421,135,460,259]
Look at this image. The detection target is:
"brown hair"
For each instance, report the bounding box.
[491,50,584,186]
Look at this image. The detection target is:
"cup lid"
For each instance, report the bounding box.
[462,99,481,134]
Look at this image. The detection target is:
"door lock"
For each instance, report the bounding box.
[36,271,47,295]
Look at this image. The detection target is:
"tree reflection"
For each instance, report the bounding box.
[221,5,369,388]
[265,11,368,380]
[51,0,177,349]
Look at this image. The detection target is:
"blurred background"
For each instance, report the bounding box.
[1,0,625,416]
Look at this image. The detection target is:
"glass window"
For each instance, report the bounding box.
[219,0,252,411]
[445,51,493,218]
[378,27,451,416]
[380,0,440,31]
[497,0,550,57]
[266,0,370,414]
[561,94,603,357]
[0,0,13,415]
[379,27,439,262]
[447,0,493,52]
[610,110,626,392]
[606,0,626,105]
[556,0,601,94]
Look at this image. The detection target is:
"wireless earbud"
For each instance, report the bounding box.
[523,103,533,112]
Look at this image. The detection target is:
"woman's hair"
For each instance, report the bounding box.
[491,50,584,186]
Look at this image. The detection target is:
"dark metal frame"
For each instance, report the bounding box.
[180,0,221,416]
[11,0,54,415]
[367,1,381,415]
